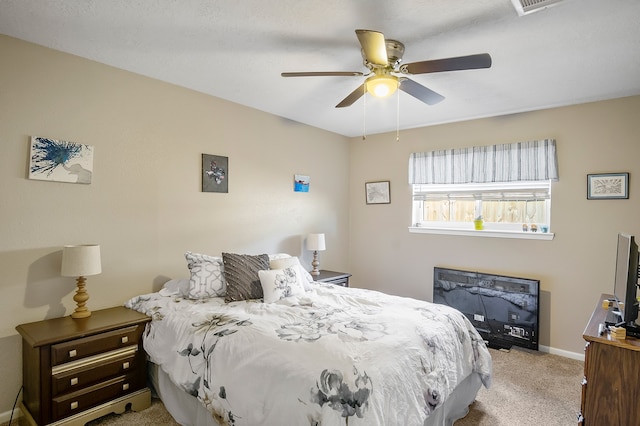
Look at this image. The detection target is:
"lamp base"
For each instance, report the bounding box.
[311,250,320,276]
[71,276,92,319]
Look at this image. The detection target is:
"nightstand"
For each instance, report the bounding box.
[314,270,351,287]
[16,306,151,426]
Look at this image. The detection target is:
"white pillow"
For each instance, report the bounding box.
[160,278,190,297]
[258,266,306,303]
[185,252,226,299]
[270,256,314,288]
[268,253,292,261]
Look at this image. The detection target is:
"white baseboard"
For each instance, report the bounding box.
[539,344,584,362]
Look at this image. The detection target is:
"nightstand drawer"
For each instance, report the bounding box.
[52,347,143,397]
[315,270,351,287]
[51,324,144,366]
[328,277,349,287]
[51,371,146,421]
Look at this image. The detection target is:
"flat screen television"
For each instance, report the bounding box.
[611,233,640,333]
[433,267,539,350]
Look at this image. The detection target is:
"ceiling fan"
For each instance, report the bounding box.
[282,29,492,108]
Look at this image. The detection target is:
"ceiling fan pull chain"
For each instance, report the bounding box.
[362,85,367,140]
[396,88,400,142]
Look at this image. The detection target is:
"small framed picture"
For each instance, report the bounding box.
[587,172,629,200]
[202,154,228,193]
[294,174,310,192]
[365,181,391,204]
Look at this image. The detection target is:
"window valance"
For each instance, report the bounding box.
[408,139,559,184]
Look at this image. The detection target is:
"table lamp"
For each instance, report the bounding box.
[61,244,102,319]
[306,233,326,276]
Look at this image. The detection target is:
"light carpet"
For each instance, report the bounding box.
[454,347,583,425]
[9,347,583,426]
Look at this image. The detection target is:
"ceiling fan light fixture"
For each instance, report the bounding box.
[365,75,398,98]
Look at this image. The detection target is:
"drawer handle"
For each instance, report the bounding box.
[121,336,129,344]
[122,383,130,391]
[70,377,78,386]
[69,349,77,358]
[122,362,130,370]
[70,401,78,410]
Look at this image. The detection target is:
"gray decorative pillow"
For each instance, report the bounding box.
[222,252,270,303]
[185,252,226,299]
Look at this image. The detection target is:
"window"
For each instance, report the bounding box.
[408,139,558,237]
[412,180,551,232]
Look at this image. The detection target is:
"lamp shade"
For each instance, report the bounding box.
[61,244,102,277]
[306,233,326,251]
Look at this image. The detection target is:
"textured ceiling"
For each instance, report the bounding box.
[1,0,639,137]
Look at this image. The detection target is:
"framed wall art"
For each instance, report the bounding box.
[28,136,94,184]
[587,172,629,200]
[202,154,228,193]
[365,181,391,204]
[294,174,310,192]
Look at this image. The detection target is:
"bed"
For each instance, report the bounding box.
[124,252,492,426]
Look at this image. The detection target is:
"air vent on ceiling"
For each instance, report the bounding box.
[511,0,565,16]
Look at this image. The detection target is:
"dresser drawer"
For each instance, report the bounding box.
[51,370,146,421]
[51,324,144,366]
[52,347,144,397]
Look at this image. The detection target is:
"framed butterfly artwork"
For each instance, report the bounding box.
[202,154,228,193]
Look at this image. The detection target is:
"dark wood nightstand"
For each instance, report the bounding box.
[314,270,351,287]
[16,306,151,426]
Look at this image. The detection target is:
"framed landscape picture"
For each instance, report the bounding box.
[587,172,629,200]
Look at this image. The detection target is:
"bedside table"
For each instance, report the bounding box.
[16,306,151,426]
[314,270,351,287]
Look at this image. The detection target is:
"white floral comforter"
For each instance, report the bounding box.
[125,283,492,426]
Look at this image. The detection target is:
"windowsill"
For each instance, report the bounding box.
[408,226,555,240]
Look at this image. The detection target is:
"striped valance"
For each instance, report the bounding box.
[408,139,559,184]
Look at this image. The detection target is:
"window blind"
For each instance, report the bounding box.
[412,181,551,201]
[408,139,559,184]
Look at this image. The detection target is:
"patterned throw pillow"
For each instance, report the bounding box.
[222,252,270,303]
[258,266,306,303]
[270,256,314,289]
[185,252,226,299]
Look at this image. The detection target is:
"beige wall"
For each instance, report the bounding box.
[0,35,350,415]
[348,95,640,357]
[3,31,640,418]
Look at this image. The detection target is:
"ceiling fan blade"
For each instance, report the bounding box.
[281,71,363,77]
[355,29,388,66]
[336,84,367,108]
[398,78,445,105]
[400,53,492,75]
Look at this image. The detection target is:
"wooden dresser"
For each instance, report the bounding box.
[579,294,640,425]
[16,306,151,425]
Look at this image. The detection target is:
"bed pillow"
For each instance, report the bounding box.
[270,256,314,289]
[222,252,270,303]
[258,266,306,303]
[268,253,292,261]
[185,252,226,299]
[159,278,190,297]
